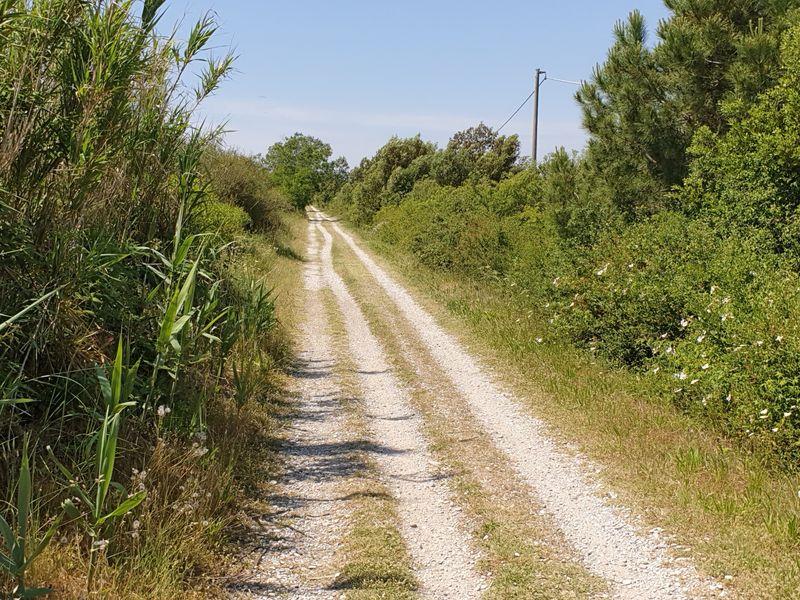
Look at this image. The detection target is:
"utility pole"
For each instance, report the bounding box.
[531,68,546,164]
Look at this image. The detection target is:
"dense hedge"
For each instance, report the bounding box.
[332,20,800,466]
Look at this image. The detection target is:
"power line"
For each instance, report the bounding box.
[496,73,582,135]
[496,90,534,133]
[547,76,583,86]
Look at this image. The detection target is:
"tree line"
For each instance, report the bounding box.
[318,1,800,466]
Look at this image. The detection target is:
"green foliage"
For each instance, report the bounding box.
[375,182,508,276]
[681,21,800,263]
[0,439,60,599]
[192,199,251,242]
[445,122,520,184]
[577,2,800,217]
[51,340,144,592]
[0,1,287,594]
[333,127,521,225]
[263,133,348,209]
[203,149,285,232]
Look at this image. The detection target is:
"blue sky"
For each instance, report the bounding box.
[160,1,671,165]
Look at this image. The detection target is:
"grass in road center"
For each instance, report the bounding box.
[328,222,607,599]
[328,219,800,600]
[318,288,418,599]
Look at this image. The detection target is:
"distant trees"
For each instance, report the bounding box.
[444,123,519,184]
[263,133,348,209]
[333,124,521,224]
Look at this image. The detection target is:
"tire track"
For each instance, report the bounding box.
[317,208,719,600]
[240,220,354,599]
[310,212,485,599]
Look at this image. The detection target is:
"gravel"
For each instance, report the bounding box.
[240,220,351,599]
[313,215,485,599]
[324,211,719,600]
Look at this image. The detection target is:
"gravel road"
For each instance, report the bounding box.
[312,213,485,599]
[245,208,722,599]
[313,208,719,600]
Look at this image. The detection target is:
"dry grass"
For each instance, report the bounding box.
[338,224,800,600]
[331,233,607,599]
[319,290,418,599]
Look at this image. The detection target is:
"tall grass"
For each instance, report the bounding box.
[0,1,288,596]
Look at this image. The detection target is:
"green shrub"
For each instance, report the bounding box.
[375,183,508,276]
[552,212,720,366]
[203,149,286,232]
[649,254,800,463]
[503,207,576,305]
[192,198,251,241]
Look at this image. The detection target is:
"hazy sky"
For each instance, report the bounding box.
[160,1,671,165]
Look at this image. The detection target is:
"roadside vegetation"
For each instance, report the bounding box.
[0,1,307,597]
[325,3,800,595]
[331,3,800,468]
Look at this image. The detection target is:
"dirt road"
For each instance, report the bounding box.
[241,209,721,599]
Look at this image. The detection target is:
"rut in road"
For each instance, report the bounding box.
[313,208,719,600]
[311,213,486,599]
[236,220,356,599]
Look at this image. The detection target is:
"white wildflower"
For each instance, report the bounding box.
[690,379,700,385]
[701,363,710,370]
[776,335,784,342]
[697,334,706,343]
[674,371,688,381]
[755,340,764,347]
[596,263,609,276]
[680,318,689,328]
[535,337,543,344]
